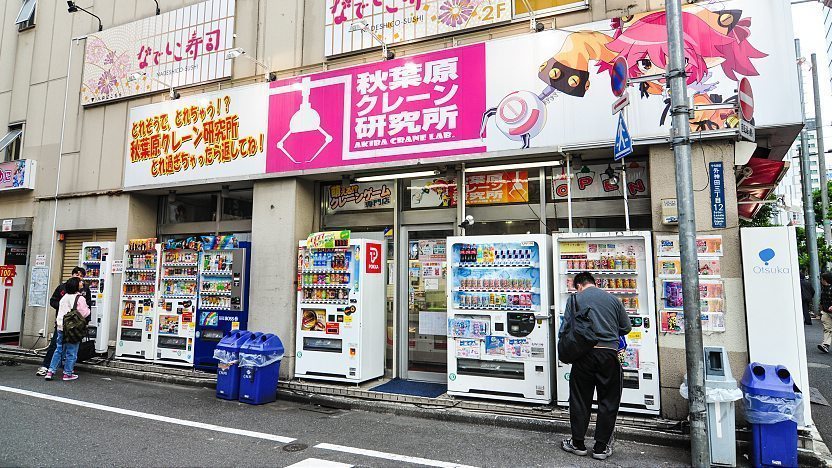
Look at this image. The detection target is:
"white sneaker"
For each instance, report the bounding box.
[35,367,48,376]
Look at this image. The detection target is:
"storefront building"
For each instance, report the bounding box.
[0,0,803,419]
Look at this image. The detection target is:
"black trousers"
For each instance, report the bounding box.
[569,348,623,447]
[42,328,58,368]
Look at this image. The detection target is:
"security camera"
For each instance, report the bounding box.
[459,215,475,229]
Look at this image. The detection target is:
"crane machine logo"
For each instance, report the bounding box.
[366,243,382,274]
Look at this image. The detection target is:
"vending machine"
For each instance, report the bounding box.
[446,234,553,404]
[194,241,251,371]
[295,234,385,383]
[155,244,200,366]
[0,238,27,341]
[115,238,161,362]
[79,242,116,354]
[553,231,660,415]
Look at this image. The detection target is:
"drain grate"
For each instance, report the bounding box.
[282,443,309,453]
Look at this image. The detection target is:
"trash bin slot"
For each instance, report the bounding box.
[707,351,724,376]
[752,364,765,378]
[776,366,791,382]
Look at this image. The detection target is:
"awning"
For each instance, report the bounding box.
[0,129,22,152]
[736,157,789,221]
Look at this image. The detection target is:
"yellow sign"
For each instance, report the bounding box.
[560,242,588,255]
[627,330,643,343]
[306,231,351,249]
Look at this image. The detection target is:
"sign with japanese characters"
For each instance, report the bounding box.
[325,182,394,213]
[552,163,649,201]
[466,171,529,205]
[81,0,235,106]
[0,159,36,191]
[267,44,486,174]
[124,83,267,189]
[709,162,726,228]
[325,0,510,57]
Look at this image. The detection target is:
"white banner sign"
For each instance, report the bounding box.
[325,0,510,56]
[124,83,267,189]
[81,0,235,106]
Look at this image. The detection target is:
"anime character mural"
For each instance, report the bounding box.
[481,3,767,148]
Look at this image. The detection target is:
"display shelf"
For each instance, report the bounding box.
[199,305,230,310]
[300,299,349,305]
[453,262,537,269]
[122,294,154,299]
[201,291,232,296]
[454,287,538,294]
[454,304,535,311]
[303,267,349,274]
[124,268,156,272]
[161,294,196,299]
[626,308,639,314]
[162,276,197,281]
[566,289,639,295]
[201,271,232,276]
[563,269,637,275]
[82,260,101,264]
[123,281,156,286]
[301,284,350,289]
[163,262,198,267]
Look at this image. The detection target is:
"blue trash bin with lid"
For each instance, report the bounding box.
[740,363,799,468]
[238,333,284,405]
[213,330,255,400]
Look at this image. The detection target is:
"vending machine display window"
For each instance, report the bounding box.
[116,239,161,362]
[155,246,199,366]
[79,242,115,354]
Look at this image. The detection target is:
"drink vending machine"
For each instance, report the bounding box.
[553,231,660,414]
[0,238,27,340]
[116,238,161,362]
[194,240,251,371]
[446,234,553,403]
[295,234,385,382]
[79,242,115,354]
[155,242,200,366]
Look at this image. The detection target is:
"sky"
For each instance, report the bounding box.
[792,3,832,146]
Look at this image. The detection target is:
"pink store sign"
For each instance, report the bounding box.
[266,44,486,174]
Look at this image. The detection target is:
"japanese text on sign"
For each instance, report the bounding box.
[709,162,726,228]
[327,183,393,212]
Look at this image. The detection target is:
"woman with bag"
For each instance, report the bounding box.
[45,277,90,381]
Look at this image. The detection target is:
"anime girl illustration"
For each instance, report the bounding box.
[482,3,767,148]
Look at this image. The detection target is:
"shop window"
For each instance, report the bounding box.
[466,220,542,236]
[166,193,218,223]
[0,125,23,162]
[15,0,36,31]
[513,0,587,16]
[221,189,253,221]
[404,176,457,210]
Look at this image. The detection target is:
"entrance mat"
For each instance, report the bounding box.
[369,378,447,398]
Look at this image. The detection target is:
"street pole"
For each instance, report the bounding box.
[665,2,710,466]
[811,53,831,247]
[797,40,822,313]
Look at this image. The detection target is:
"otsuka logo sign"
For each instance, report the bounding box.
[366,243,382,274]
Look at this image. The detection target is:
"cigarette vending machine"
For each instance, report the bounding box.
[155,245,200,366]
[553,231,660,415]
[0,238,27,340]
[116,239,161,362]
[295,236,385,383]
[194,241,251,371]
[79,242,116,354]
[446,234,553,403]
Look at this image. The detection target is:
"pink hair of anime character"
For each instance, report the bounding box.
[599,11,767,84]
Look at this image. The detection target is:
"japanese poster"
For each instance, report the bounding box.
[448,317,489,338]
[325,0,511,56]
[325,182,393,213]
[506,338,531,359]
[267,44,487,174]
[0,160,35,191]
[485,335,505,356]
[657,257,722,278]
[124,83,267,188]
[657,235,723,257]
[455,339,481,359]
[552,162,649,200]
[82,0,235,105]
[466,171,529,205]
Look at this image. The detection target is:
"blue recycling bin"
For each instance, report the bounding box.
[740,363,799,468]
[213,330,255,400]
[238,333,284,405]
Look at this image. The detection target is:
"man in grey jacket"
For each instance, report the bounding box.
[560,272,632,460]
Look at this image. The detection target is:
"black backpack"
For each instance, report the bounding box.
[62,295,87,344]
[557,294,599,364]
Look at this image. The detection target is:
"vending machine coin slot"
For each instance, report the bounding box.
[494,322,504,332]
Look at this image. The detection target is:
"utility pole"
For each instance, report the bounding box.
[665,2,709,466]
[797,40,822,314]
[811,53,831,246]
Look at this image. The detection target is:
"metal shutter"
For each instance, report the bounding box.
[60,230,117,282]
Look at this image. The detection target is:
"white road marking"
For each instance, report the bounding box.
[315,443,479,468]
[285,459,352,468]
[0,385,295,443]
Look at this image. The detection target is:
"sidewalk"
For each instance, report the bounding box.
[2,346,829,467]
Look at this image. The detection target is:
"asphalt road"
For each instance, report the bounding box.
[0,362,690,468]
[804,318,832,446]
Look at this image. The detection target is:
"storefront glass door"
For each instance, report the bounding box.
[399,225,454,382]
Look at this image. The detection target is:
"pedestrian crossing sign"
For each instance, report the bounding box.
[614,114,633,161]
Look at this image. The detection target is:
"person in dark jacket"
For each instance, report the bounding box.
[819,272,832,354]
[801,271,815,326]
[560,272,632,461]
[36,267,92,376]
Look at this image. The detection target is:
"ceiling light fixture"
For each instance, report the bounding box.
[465,160,562,174]
[355,170,440,183]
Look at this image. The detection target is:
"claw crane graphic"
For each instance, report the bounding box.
[275,77,334,164]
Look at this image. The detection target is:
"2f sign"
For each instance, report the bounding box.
[366,243,382,274]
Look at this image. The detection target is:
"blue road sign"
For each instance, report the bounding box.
[611,57,628,97]
[614,114,633,161]
[709,162,726,228]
